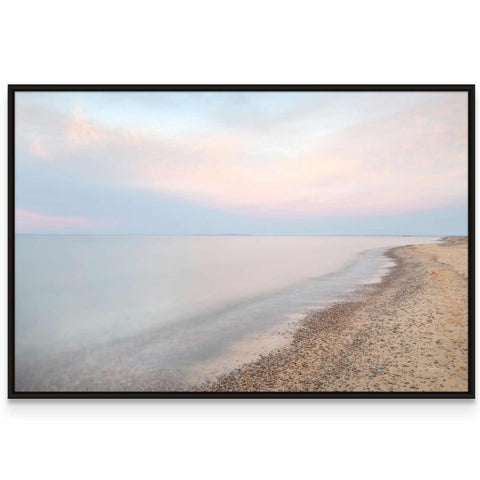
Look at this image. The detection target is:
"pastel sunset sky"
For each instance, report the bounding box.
[15,91,468,235]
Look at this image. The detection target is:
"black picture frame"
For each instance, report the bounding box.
[8,84,475,399]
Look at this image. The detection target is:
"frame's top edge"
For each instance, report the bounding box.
[8,84,476,92]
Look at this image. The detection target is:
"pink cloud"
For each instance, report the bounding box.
[16,209,118,233]
[15,93,468,218]
[67,107,109,147]
[30,141,52,161]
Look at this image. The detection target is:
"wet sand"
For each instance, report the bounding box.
[202,237,469,392]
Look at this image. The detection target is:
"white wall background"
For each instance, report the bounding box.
[1,1,478,479]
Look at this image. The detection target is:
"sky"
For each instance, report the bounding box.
[15,91,468,235]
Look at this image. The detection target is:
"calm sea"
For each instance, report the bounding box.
[15,235,438,391]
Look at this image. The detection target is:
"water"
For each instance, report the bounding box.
[15,235,438,391]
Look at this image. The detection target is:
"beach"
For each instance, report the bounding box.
[203,237,469,392]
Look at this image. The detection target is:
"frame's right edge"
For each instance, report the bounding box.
[467,85,475,399]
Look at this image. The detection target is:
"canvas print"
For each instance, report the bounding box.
[11,87,472,396]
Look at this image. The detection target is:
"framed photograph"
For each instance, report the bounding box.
[8,85,475,399]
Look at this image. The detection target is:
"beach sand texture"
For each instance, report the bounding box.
[204,238,469,392]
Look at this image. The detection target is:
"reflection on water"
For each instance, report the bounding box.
[15,235,438,391]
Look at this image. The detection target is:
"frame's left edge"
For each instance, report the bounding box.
[8,85,16,399]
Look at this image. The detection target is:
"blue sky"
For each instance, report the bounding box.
[15,91,468,235]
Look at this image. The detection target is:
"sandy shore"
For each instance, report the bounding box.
[202,237,469,392]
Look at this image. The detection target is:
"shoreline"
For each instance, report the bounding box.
[199,237,468,392]
[186,245,399,387]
